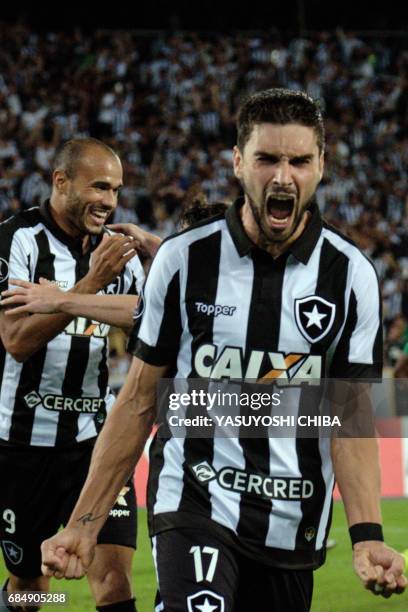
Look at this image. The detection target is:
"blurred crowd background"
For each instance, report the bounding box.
[0,22,407,368]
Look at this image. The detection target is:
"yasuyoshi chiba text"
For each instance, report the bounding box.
[167,414,342,428]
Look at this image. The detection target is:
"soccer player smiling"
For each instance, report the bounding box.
[51,145,123,236]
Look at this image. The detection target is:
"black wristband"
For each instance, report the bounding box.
[349,522,384,546]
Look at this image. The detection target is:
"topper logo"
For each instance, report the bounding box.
[195,302,236,317]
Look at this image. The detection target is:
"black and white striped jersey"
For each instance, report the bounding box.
[132,199,382,569]
[0,201,144,448]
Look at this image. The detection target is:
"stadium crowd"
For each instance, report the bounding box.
[0,22,407,364]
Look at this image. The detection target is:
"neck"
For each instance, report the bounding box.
[241,200,311,259]
[49,194,89,252]
[49,194,77,237]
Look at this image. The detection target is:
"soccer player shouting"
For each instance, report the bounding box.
[41,92,406,610]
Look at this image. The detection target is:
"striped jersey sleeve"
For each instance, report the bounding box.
[0,218,33,293]
[122,251,145,296]
[329,249,382,378]
[132,240,182,366]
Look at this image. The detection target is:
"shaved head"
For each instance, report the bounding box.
[53,138,119,179]
[50,137,123,238]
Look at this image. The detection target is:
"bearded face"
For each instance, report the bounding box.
[233,123,324,247]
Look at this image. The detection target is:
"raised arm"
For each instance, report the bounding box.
[41,357,167,578]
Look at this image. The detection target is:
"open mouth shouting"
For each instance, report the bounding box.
[266,193,296,230]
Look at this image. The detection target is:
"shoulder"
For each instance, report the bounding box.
[0,208,43,258]
[143,216,226,286]
[321,222,378,279]
[159,214,227,254]
[0,207,42,235]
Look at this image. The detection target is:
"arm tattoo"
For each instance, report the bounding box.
[77,512,104,526]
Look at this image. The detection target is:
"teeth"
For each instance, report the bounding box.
[271,215,290,222]
[269,195,294,201]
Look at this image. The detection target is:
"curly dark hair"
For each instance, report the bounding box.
[179,193,228,228]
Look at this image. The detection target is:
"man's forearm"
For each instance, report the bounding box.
[66,359,161,536]
[332,437,382,526]
[4,276,103,361]
[58,294,138,330]
[67,396,153,536]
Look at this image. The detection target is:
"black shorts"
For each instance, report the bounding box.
[0,441,137,578]
[152,528,313,612]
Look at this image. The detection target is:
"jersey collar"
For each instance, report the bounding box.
[225,197,323,265]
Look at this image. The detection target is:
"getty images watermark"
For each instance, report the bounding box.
[166,388,340,430]
[155,378,408,438]
[154,379,385,439]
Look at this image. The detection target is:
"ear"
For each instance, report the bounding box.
[53,170,69,195]
[318,151,325,182]
[233,145,243,180]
